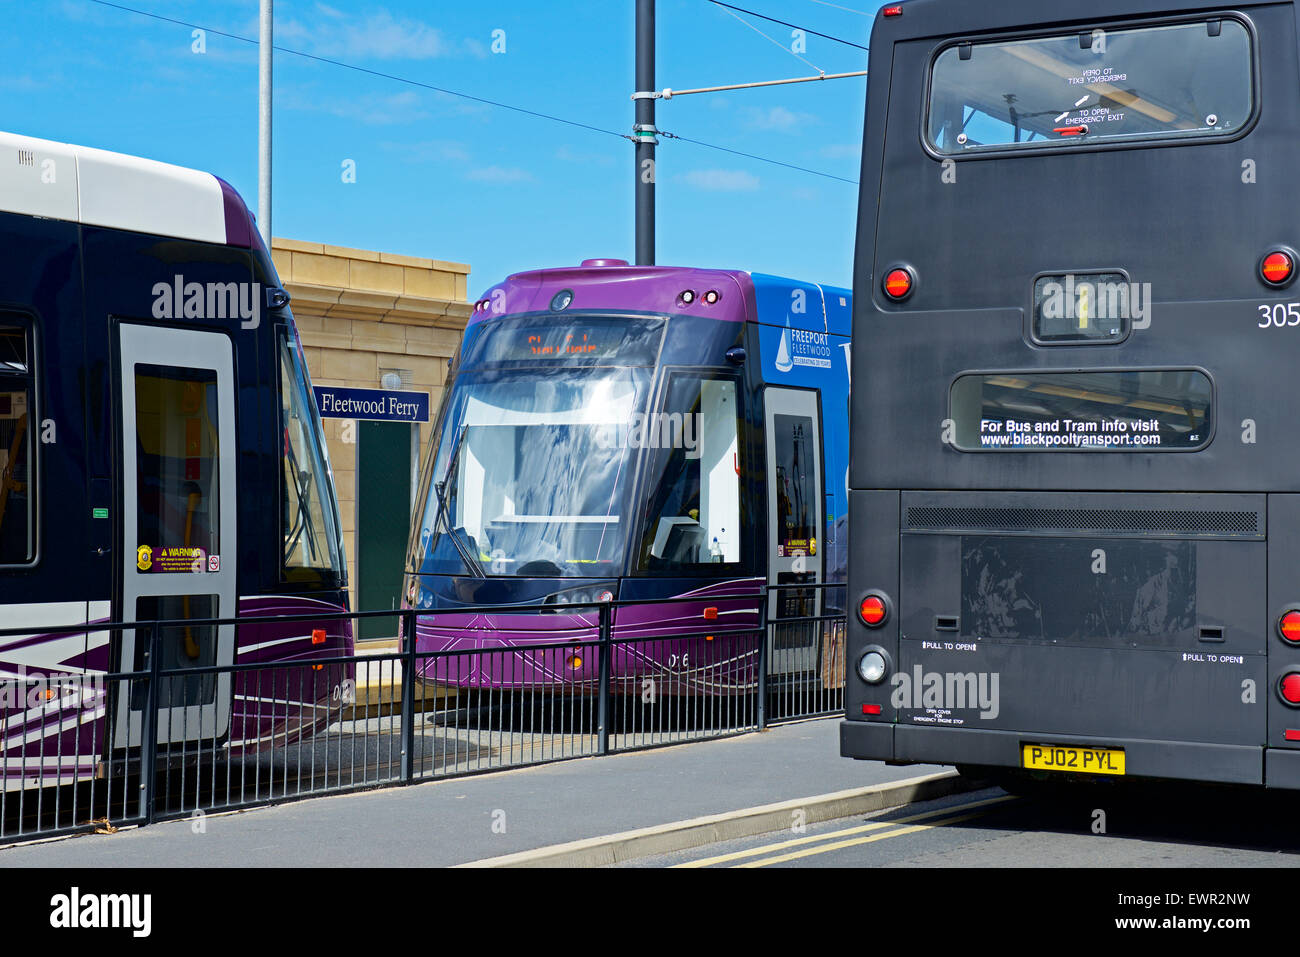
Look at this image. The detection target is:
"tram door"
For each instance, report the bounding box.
[764,388,823,676]
[113,324,237,749]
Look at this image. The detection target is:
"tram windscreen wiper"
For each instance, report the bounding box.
[433,425,486,579]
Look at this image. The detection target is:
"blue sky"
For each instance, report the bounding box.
[4,1,879,294]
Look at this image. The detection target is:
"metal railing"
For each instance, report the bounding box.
[0,585,845,843]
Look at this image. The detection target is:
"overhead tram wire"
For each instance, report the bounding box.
[83,0,858,186]
[803,0,874,15]
[715,5,828,74]
[703,0,870,51]
[657,131,859,185]
[84,0,629,143]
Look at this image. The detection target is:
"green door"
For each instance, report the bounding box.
[357,421,413,639]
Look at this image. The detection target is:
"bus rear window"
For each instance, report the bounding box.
[928,19,1252,154]
[950,370,1212,451]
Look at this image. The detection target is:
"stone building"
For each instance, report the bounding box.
[270,239,472,633]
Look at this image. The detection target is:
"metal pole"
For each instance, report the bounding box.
[401,608,417,783]
[597,603,611,754]
[634,0,656,265]
[258,0,273,246]
[138,624,159,824]
[757,591,769,730]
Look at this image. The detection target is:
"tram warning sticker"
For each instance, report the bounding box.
[137,546,207,573]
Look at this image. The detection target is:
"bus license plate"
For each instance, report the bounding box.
[1021,744,1125,775]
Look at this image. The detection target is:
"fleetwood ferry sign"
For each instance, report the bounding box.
[312,386,430,423]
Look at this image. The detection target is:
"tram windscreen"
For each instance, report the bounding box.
[414,366,649,578]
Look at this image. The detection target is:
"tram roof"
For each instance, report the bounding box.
[473,262,851,337]
[0,130,255,248]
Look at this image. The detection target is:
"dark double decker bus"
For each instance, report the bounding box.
[843,0,1300,788]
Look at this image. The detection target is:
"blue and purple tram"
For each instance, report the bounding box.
[403,260,850,694]
[0,131,352,790]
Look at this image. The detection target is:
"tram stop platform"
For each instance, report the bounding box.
[0,718,960,868]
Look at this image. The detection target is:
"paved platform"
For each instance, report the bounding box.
[0,718,945,867]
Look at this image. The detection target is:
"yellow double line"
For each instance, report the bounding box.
[674,794,1018,868]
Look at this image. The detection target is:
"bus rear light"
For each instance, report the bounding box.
[883,5,903,15]
[1280,673,1300,706]
[862,703,883,715]
[858,594,888,627]
[883,268,914,301]
[1280,611,1300,644]
[1053,126,1089,137]
[1286,729,1300,742]
[1262,250,1295,286]
[857,651,887,684]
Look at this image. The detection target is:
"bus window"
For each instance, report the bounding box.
[638,375,744,571]
[278,332,343,577]
[0,322,34,565]
[950,370,1212,451]
[928,19,1253,154]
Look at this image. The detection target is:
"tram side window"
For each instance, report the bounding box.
[278,331,344,579]
[134,365,220,569]
[0,323,34,565]
[638,375,745,571]
[773,413,816,558]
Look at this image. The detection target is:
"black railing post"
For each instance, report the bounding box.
[597,602,612,755]
[401,609,418,784]
[757,589,769,731]
[138,623,159,824]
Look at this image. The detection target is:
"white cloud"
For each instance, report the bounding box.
[280,87,428,125]
[744,106,818,132]
[555,145,616,167]
[381,139,472,163]
[681,169,761,192]
[278,8,448,60]
[466,165,535,184]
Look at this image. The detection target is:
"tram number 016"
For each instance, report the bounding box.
[667,653,690,670]
[1258,303,1300,327]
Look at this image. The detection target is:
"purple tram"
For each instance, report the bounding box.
[0,131,353,791]
[403,260,850,695]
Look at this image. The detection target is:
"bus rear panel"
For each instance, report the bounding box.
[843,0,1300,787]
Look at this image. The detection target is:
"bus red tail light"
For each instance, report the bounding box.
[1261,250,1295,286]
[883,267,914,301]
[1280,611,1300,644]
[859,594,888,627]
[1281,673,1300,706]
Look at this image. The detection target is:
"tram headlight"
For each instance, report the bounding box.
[857,650,887,685]
[544,584,617,608]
